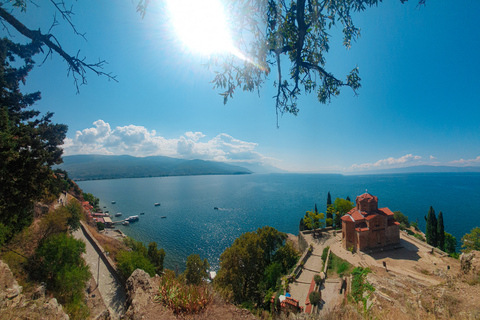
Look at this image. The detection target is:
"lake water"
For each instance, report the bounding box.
[77,173,480,271]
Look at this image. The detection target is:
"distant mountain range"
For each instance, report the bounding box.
[349,165,480,175]
[57,155,256,180]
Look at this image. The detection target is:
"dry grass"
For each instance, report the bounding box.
[85,224,128,262]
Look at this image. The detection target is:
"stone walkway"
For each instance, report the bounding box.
[289,232,340,310]
[73,228,126,319]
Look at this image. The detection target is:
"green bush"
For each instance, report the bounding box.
[314,274,323,285]
[414,233,426,242]
[309,291,321,306]
[185,254,210,285]
[117,250,155,278]
[321,246,330,263]
[36,233,91,319]
[97,222,105,231]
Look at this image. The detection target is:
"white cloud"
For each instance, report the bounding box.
[351,154,423,170]
[62,120,271,164]
[448,156,480,166]
[430,155,437,160]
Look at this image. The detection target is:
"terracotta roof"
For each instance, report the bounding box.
[388,220,400,226]
[357,193,378,202]
[378,207,394,216]
[350,209,365,222]
[341,214,354,222]
[365,214,379,221]
[356,227,369,232]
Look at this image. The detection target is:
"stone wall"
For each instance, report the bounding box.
[79,221,127,287]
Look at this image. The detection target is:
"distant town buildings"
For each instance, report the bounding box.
[341,193,400,252]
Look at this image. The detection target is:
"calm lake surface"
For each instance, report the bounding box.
[78,173,480,271]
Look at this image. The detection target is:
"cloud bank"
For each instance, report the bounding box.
[62,120,270,164]
[351,154,423,170]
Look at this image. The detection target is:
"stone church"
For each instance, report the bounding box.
[341,192,400,252]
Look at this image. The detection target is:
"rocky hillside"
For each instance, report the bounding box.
[0,260,69,320]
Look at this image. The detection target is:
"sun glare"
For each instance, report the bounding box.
[166,0,234,55]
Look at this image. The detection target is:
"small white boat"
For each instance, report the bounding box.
[115,213,122,217]
[125,215,139,222]
[154,203,161,206]
[111,201,116,204]
[123,221,129,226]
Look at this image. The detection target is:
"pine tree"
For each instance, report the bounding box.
[437,211,445,251]
[425,206,437,247]
[0,38,67,238]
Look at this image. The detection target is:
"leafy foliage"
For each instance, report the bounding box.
[333,197,354,227]
[35,233,90,318]
[117,250,155,278]
[148,242,166,275]
[215,226,287,304]
[444,232,457,254]
[350,266,374,315]
[462,227,480,252]
[185,254,209,286]
[393,211,410,229]
[118,237,166,278]
[0,38,67,239]
[309,291,321,306]
[303,209,325,230]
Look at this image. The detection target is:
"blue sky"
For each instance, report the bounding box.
[8,0,480,172]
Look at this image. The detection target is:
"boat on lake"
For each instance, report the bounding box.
[214,207,219,210]
[111,201,116,204]
[123,221,129,226]
[139,212,145,215]
[125,215,139,222]
[154,203,161,206]
[161,216,166,219]
[115,213,122,217]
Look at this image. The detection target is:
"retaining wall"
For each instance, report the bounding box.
[80,221,127,287]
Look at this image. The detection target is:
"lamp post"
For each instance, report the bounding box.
[96,251,109,290]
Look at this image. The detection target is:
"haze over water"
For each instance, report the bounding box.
[78,173,480,271]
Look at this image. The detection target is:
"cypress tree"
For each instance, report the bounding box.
[426,206,437,247]
[437,211,445,251]
[299,218,305,232]
[327,192,332,209]
[314,203,318,214]
[346,196,351,202]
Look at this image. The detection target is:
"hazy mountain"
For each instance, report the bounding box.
[57,155,252,180]
[348,165,480,175]
[237,162,288,174]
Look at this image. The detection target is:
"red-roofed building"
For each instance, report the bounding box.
[341,193,400,252]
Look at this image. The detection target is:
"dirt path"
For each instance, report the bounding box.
[73,228,126,319]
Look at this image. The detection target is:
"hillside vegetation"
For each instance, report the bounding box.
[57,155,252,180]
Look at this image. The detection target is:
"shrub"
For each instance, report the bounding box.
[117,250,155,278]
[321,246,330,263]
[97,222,105,231]
[185,254,209,285]
[309,291,321,306]
[156,271,212,314]
[414,233,426,242]
[314,274,323,285]
[36,233,91,319]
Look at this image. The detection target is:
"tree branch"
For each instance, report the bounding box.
[0,5,116,91]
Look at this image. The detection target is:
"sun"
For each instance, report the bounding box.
[166,0,234,55]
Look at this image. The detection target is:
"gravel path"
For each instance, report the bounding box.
[73,228,126,319]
